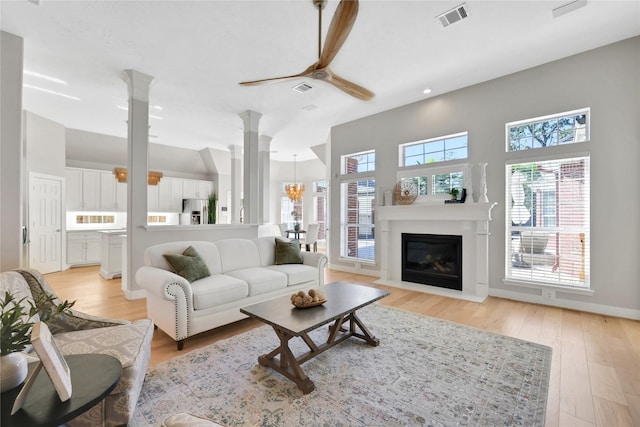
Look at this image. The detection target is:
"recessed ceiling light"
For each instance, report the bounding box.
[24,70,67,85]
[423,88,432,94]
[23,84,80,101]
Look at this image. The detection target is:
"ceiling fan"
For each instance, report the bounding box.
[239,0,374,101]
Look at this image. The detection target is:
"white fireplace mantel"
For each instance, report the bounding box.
[375,202,498,302]
[377,202,497,222]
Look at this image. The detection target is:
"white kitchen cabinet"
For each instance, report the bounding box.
[65,168,109,211]
[67,232,102,266]
[147,184,159,212]
[158,177,183,212]
[182,179,213,199]
[82,170,101,211]
[116,182,127,212]
[99,171,117,211]
[66,169,84,211]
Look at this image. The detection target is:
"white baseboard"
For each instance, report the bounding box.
[327,262,380,277]
[123,288,146,300]
[489,288,640,320]
[328,264,640,320]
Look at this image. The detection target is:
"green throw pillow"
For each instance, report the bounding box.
[163,246,211,283]
[275,238,303,265]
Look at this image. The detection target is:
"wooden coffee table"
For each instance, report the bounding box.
[240,281,389,394]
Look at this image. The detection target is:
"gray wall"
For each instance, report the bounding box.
[25,111,66,178]
[329,36,640,316]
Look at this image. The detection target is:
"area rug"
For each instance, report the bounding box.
[131,305,551,426]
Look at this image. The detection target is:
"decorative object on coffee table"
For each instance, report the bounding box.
[290,288,326,308]
[393,180,418,205]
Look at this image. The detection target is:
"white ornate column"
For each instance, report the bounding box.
[259,135,272,225]
[229,145,242,224]
[121,69,153,298]
[239,110,261,225]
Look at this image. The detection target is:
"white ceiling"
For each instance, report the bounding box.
[2,0,639,161]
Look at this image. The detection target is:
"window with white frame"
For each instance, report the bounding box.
[397,165,466,201]
[505,109,590,289]
[507,109,588,151]
[342,150,375,174]
[280,194,302,230]
[400,132,468,167]
[313,181,327,243]
[340,150,375,262]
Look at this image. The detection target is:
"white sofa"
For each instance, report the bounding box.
[135,237,327,350]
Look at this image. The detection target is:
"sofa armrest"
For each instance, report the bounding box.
[135,266,196,343]
[135,266,194,304]
[300,252,328,287]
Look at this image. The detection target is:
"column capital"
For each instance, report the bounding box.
[228,144,242,159]
[121,69,154,101]
[238,110,262,133]
[259,135,272,152]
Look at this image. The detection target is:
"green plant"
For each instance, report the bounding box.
[449,188,460,198]
[207,192,217,224]
[0,291,75,355]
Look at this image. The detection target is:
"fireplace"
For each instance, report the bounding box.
[402,233,462,291]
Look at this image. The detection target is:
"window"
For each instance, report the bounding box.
[340,151,375,261]
[340,179,375,261]
[280,196,302,230]
[342,150,375,174]
[507,109,589,152]
[506,156,590,288]
[397,165,466,201]
[313,181,327,244]
[399,132,468,167]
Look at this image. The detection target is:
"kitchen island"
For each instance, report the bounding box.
[99,229,126,279]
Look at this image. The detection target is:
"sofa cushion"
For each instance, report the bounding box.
[145,242,223,275]
[225,268,287,296]
[215,239,261,273]
[274,238,303,265]
[164,246,211,283]
[190,275,249,310]
[266,264,318,286]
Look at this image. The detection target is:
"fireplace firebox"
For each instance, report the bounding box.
[402,233,462,291]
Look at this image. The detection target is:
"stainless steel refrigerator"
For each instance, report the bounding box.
[180,199,209,225]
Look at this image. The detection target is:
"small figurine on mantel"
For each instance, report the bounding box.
[479,163,489,203]
[445,188,467,204]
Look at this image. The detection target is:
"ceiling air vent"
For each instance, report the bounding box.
[437,4,469,27]
[292,82,313,93]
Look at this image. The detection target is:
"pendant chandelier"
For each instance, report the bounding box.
[285,155,305,201]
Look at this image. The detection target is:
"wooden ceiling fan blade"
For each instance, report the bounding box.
[325,70,374,101]
[239,65,315,86]
[317,0,359,69]
[239,74,304,86]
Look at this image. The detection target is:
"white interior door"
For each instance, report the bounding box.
[29,174,63,274]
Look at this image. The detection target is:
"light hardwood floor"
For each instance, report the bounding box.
[44,266,639,427]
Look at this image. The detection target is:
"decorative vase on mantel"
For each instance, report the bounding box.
[0,352,28,392]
